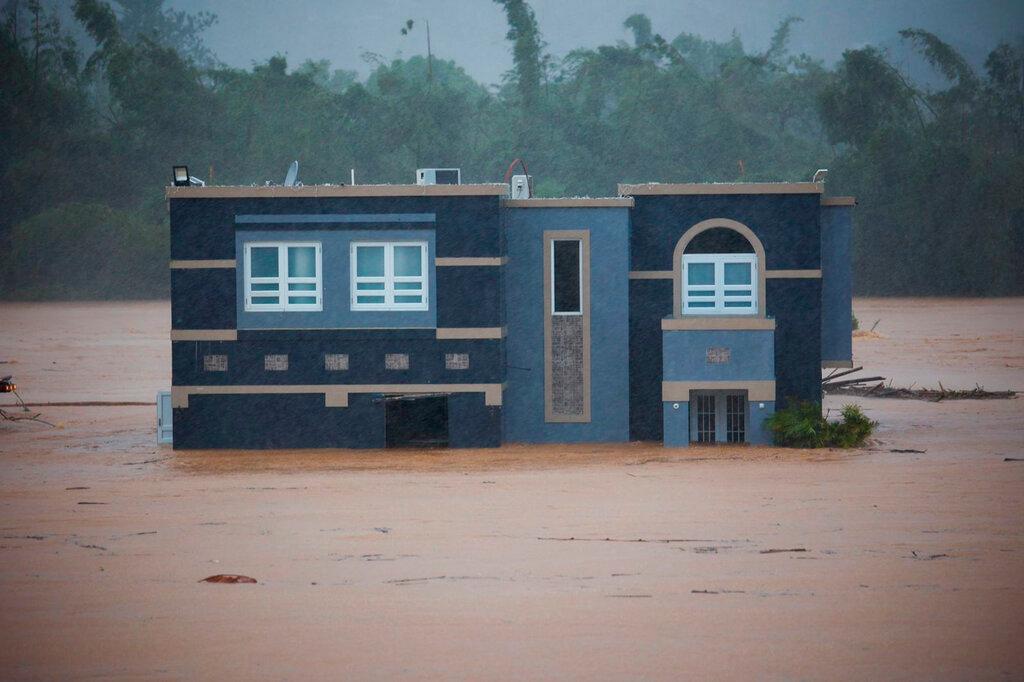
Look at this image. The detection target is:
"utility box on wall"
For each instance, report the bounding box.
[157,390,173,444]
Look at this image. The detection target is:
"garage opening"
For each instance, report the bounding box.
[385,395,449,448]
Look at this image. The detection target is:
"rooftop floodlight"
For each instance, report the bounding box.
[172,165,190,186]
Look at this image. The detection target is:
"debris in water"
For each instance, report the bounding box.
[200,574,257,584]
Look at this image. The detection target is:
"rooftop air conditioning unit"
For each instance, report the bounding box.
[416,168,461,185]
[510,174,532,199]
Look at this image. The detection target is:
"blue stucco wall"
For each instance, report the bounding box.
[662,329,775,381]
[661,398,775,447]
[628,193,822,441]
[821,205,853,364]
[503,207,631,443]
[662,401,689,447]
[235,229,437,330]
[748,400,775,444]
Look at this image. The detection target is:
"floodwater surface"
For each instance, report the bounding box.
[0,299,1022,680]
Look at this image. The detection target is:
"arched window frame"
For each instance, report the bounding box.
[672,218,767,318]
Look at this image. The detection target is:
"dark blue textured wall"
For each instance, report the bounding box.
[172,393,386,449]
[169,193,504,449]
[170,196,501,260]
[630,194,821,270]
[172,335,503,386]
[448,393,501,447]
[766,278,821,406]
[821,205,853,364]
[628,279,670,440]
[436,267,503,327]
[627,193,823,440]
[171,269,236,330]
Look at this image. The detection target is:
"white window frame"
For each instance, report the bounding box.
[682,253,757,315]
[350,241,429,311]
[244,241,323,312]
[550,238,583,316]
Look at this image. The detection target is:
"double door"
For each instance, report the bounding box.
[690,391,746,443]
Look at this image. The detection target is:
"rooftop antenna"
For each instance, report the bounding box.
[351,168,356,185]
[284,160,299,187]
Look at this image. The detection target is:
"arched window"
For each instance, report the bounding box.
[672,219,766,318]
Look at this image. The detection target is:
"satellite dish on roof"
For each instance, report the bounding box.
[284,160,299,187]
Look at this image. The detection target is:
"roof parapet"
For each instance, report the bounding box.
[165,183,509,199]
[502,197,633,208]
[618,182,823,196]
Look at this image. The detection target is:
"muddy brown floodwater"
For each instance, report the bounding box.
[1,299,1022,680]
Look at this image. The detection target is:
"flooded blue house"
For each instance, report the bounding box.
[166,170,854,449]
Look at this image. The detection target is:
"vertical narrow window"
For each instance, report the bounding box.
[544,231,591,424]
[551,239,582,315]
[351,242,428,310]
[244,242,322,312]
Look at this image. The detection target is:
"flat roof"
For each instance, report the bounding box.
[502,197,634,208]
[618,182,824,196]
[165,183,509,199]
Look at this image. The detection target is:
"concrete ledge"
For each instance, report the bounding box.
[822,196,857,206]
[662,380,776,402]
[435,327,506,339]
[166,184,508,199]
[822,360,855,368]
[170,259,236,269]
[435,257,507,267]
[662,317,776,331]
[503,198,634,208]
[766,269,822,279]
[170,329,238,341]
[172,383,504,408]
[619,182,823,196]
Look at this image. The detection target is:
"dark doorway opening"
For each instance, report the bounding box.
[385,395,449,448]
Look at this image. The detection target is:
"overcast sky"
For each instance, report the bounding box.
[168,0,1022,84]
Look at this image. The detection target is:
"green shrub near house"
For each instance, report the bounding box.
[765,401,876,448]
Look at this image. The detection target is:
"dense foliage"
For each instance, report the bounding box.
[1,0,1021,299]
[765,402,876,448]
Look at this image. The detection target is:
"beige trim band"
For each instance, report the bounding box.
[435,257,507,267]
[662,317,776,331]
[629,270,674,280]
[170,329,237,341]
[170,259,237,269]
[503,198,634,208]
[172,383,504,409]
[544,229,592,423]
[435,327,506,339]
[765,269,822,279]
[167,184,508,199]
[620,182,823,196]
[822,196,857,206]
[662,380,776,402]
[822,360,855,368]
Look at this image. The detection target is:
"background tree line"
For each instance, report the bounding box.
[1,0,1021,299]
